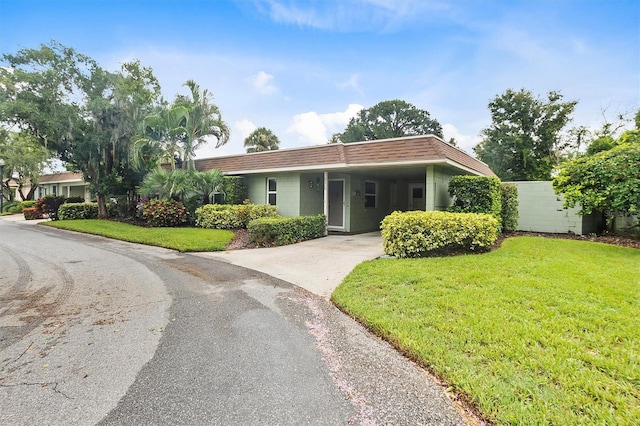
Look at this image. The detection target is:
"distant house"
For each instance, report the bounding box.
[17,172,90,202]
[195,135,494,233]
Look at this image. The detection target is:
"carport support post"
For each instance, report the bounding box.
[323,171,329,235]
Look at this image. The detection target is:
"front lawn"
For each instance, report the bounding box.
[43,219,234,252]
[332,236,639,425]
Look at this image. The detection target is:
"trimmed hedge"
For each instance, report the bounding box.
[59,203,99,220]
[222,176,248,205]
[448,176,502,228]
[142,199,189,227]
[381,210,499,258]
[6,200,37,214]
[500,183,519,231]
[248,215,326,246]
[195,203,278,229]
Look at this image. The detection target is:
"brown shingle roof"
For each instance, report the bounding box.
[194,135,494,176]
[38,172,85,183]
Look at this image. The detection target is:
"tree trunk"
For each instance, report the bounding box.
[97,194,108,218]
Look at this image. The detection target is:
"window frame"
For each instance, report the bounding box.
[364,180,377,208]
[267,177,277,206]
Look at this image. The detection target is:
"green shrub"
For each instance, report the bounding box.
[6,200,36,214]
[35,195,66,220]
[448,176,502,228]
[4,201,20,213]
[195,202,278,229]
[248,215,326,246]
[381,210,499,258]
[23,207,41,220]
[65,196,85,204]
[142,199,189,227]
[59,203,99,220]
[500,183,519,231]
[222,176,248,205]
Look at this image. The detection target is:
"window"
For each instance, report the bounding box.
[267,178,277,205]
[364,181,377,208]
[213,192,224,204]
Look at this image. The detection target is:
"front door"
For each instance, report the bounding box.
[328,180,344,228]
[408,183,426,210]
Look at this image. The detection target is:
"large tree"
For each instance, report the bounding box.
[474,89,577,181]
[0,42,161,216]
[244,127,280,153]
[0,131,52,200]
[334,99,443,143]
[553,113,640,224]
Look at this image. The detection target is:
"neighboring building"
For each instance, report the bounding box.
[17,172,91,202]
[195,135,494,233]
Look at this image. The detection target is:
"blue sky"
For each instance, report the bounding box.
[1,0,638,159]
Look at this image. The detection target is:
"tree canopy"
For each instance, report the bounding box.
[0,42,162,216]
[135,80,230,170]
[333,99,443,143]
[0,131,52,200]
[244,127,280,153]
[553,111,640,221]
[474,89,577,181]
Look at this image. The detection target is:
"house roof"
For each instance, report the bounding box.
[38,172,85,184]
[194,135,495,176]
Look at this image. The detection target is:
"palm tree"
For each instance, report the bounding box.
[244,127,280,153]
[177,80,230,167]
[133,80,229,171]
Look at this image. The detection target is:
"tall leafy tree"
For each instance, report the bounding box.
[134,80,229,170]
[244,127,280,153]
[334,99,443,143]
[553,109,639,229]
[0,131,52,200]
[0,42,161,216]
[474,89,577,181]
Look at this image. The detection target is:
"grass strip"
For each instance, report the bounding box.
[332,236,640,425]
[43,219,234,252]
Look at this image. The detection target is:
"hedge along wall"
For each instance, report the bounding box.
[222,176,247,205]
[381,211,499,258]
[248,214,327,246]
[448,175,502,229]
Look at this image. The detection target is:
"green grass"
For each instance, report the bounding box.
[332,237,640,425]
[43,219,234,252]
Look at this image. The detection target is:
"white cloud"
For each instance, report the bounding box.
[338,74,363,96]
[287,104,364,145]
[236,119,258,139]
[250,71,277,95]
[442,123,481,155]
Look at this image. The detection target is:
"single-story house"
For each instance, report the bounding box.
[195,135,495,233]
[15,172,90,202]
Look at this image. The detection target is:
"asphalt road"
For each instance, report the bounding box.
[0,219,466,425]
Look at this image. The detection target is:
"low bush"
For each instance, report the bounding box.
[23,207,41,220]
[58,203,99,220]
[4,201,20,213]
[381,210,499,258]
[6,200,37,214]
[248,214,326,246]
[195,202,278,229]
[142,199,189,227]
[35,195,66,220]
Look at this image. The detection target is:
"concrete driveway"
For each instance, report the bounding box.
[195,232,385,298]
